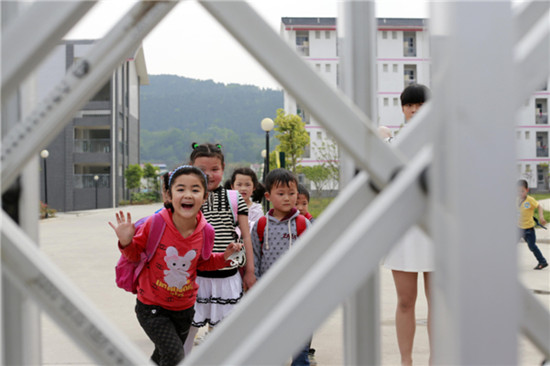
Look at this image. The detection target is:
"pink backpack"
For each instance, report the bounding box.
[115,212,215,294]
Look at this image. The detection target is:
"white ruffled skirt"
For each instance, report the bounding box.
[383,226,435,272]
[192,272,243,327]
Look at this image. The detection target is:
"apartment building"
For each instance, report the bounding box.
[37,40,148,212]
[281,17,549,192]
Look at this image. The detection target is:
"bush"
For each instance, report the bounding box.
[40,201,56,219]
[130,191,160,205]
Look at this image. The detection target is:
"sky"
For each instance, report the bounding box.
[66,0,430,90]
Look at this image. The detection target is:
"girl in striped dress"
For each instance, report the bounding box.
[183,143,256,355]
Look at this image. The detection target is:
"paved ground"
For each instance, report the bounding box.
[38,204,550,365]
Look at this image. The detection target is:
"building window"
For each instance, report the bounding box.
[536,132,548,157]
[383,64,388,72]
[315,31,321,39]
[403,31,417,57]
[91,81,111,102]
[74,128,111,153]
[316,131,322,140]
[393,64,398,73]
[325,64,331,72]
[392,31,397,39]
[382,31,387,39]
[296,31,309,56]
[393,98,399,106]
[297,103,310,124]
[384,98,389,106]
[325,31,330,39]
[525,131,530,139]
[535,98,548,124]
[404,64,417,87]
[315,63,321,71]
[303,135,311,158]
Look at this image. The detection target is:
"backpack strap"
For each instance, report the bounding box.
[296,214,307,237]
[201,223,216,260]
[257,216,267,245]
[226,189,239,225]
[134,213,165,280]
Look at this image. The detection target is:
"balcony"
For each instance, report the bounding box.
[74,174,110,189]
[535,113,548,124]
[74,139,111,153]
[296,45,309,57]
[537,146,549,157]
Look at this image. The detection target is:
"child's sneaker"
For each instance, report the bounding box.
[308,348,317,366]
[534,263,548,270]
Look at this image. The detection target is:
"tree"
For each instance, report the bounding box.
[143,163,160,198]
[273,108,310,173]
[313,140,340,189]
[297,165,332,195]
[125,164,143,201]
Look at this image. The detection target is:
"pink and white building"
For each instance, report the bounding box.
[281,17,549,192]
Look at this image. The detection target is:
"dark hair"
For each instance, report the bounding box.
[230,167,259,188]
[162,172,171,209]
[251,183,266,203]
[189,142,225,166]
[165,165,208,212]
[265,168,298,193]
[230,167,265,203]
[400,84,430,106]
[297,184,310,202]
[518,179,529,189]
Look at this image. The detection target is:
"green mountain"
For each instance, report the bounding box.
[140,74,283,169]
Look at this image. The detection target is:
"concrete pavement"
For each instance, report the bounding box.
[38,204,550,365]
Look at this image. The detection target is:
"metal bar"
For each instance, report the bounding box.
[1,1,96,97]
[1,211,152,365]
[184,146,432,365]
[430,2,519,364]
[339,1,380,364]
[199,0,406,188]
[520,284,550,358]
[514,21,550,103]
[513,0,550,43]
[1,0,178,193]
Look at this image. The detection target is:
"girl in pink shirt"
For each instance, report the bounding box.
[110,165,242,366]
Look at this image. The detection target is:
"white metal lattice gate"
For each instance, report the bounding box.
[1,1,549,365]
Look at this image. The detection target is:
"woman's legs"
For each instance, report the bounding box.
[423,272,432,365]
[392,270,418,366]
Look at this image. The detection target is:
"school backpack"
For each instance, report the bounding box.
[115,212,215,294]
[256,214,307,250]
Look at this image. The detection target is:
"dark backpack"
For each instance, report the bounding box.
[115,212,215,294]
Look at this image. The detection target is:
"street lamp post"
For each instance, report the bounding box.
[94,175,99,209]
[40,149,49,218]
[261,118,274,211]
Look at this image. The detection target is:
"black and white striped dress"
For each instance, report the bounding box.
[193,186,248,327]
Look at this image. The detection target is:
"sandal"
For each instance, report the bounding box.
[534,263,548,270]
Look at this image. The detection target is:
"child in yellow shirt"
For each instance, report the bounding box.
[517,179,548,270]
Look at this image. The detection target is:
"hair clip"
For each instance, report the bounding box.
[192,142,199,149]
[216,143,222,150]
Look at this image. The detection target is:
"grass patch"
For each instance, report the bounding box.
[309,197,335,219]
[531,194,550,224]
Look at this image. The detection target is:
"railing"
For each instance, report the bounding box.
[296,45,309,57]
[74,174,110,189]
[537,147,549,157]
[403,46,416,57]
[74,139,111,153]
[535,113,548,124]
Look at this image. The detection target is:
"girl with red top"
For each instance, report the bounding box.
[109,165,242,366]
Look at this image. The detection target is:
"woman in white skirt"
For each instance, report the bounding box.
[381,84,434,366]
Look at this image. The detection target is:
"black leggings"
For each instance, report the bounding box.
[136,300,195,366]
